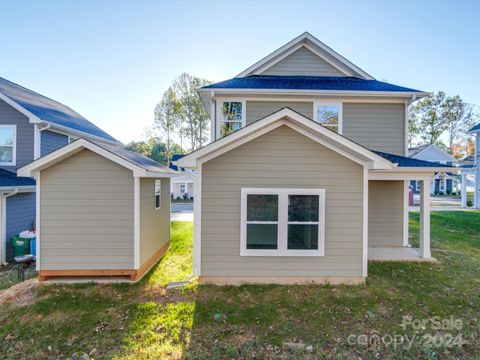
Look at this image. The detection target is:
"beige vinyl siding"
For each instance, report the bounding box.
[201,124,364,277]
[139,178,170,266]
[246,101,313,125]
[40,149,134,270]
[343,103,405,156]
[261,47,345,77]
[368,180,405,247]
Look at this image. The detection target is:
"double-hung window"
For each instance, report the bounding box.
[154,179,161,209]
[219,100,245,137]
[0,125,16,166]
[241,188,325,256]
[314,101,342,133]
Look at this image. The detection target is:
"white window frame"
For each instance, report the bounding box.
[415,181,420,192]
[313,101,343,134]
[154,179,161,210]
[0,125,17,166]
[240,188,325,257]
[216,99,246,139]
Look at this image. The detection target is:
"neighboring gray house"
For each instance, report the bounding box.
[178,32,452,285]
[408,144,459,194]
[0,77,120,265]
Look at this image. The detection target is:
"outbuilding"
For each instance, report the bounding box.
[18,138,176,281]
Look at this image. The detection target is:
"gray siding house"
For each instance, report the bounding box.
[178,32,453,284]
[0,77,119,265]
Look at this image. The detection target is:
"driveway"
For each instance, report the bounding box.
[171,202,193,221]
[410,195,467,211]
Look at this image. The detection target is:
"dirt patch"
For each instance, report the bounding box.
[0,279,38,307]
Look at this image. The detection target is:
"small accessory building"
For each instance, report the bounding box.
[18,138,176,281]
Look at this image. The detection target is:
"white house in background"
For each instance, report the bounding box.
[408,144,459,195]
[169,154,195,199]
[461,123,480,208]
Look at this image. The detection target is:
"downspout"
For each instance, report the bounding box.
[1,189,19,265]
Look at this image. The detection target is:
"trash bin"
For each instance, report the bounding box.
[11,236,31,257]
[30,238,36,257]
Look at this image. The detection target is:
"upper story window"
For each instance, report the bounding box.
[219,100,245,137]
[314,101,342,133]
[241,188,325,256]
[0,125,16,166]
[154,179,161,210]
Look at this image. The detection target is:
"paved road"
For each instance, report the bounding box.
[410,195,474,211]
[171,202,193,221]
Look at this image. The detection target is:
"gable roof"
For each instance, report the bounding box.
[177,107,394,170]
[408,144,456,162]
[237,32,374,79]
[408,144,429,157]
[0,77,119,144]
[18,138,177,178]
[202,75,424,94]
[468,122,480,133]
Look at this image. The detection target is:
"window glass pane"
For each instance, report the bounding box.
[155,195,160,209]
[0,146,13,162]
[0,129,13,146]
[223,102,242,121]
[221,121,242,136]
[247,224,277,249]
[316,106,338,127]
[288,195,319,222]
[247,194,278,221]
[288,224,318,250]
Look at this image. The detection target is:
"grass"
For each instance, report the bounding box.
[1,215,480,359]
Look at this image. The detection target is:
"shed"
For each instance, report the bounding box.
[18,138,177,281]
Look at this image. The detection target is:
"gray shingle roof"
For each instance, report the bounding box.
[90,140,176,174]
[0,77,119,143]
[0,169,35,188]
[408,145,429,157]
[374,151,454,168]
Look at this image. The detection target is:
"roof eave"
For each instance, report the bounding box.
[197,87,429,98]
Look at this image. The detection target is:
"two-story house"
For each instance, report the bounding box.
[0,77,119,265]
[408,144,459,195]
[177,32,452,285]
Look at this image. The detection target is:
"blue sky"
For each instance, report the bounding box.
[1,0,479,143]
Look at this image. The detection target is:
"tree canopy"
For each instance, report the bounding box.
[409,91,478,158]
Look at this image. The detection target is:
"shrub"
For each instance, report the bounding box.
[467,199,473,207]
[183,194,189,200]
[176,196,181,200]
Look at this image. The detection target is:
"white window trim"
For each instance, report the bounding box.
[0,125,17,166]
[313,101,343,134]
[240,188,325,257]
[216,99,246,139]
[415,181,420,192]
[154,179,161,210]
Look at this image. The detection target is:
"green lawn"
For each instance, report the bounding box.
[1,215,480,359]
